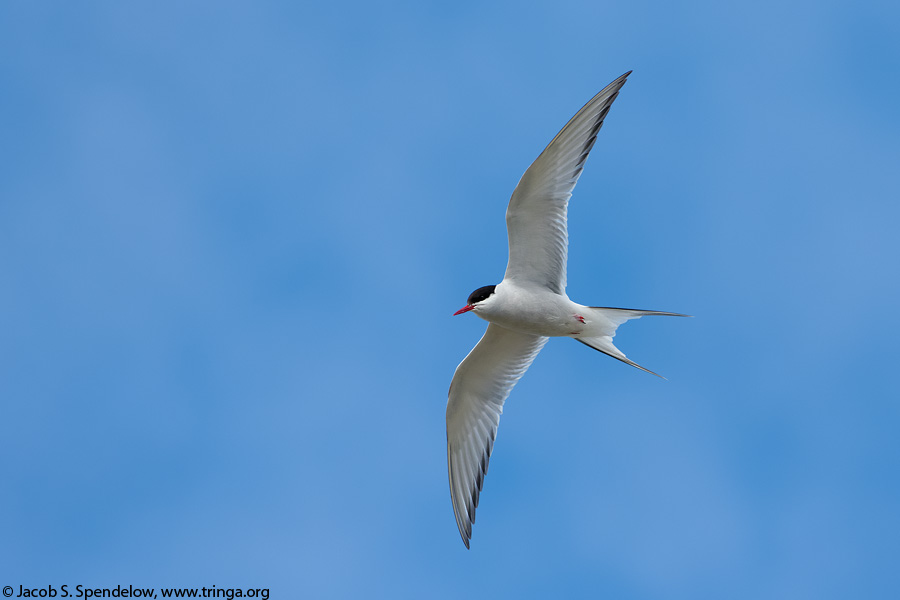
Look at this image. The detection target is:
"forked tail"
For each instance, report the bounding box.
[575,307,690,378]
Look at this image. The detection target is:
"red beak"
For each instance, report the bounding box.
[453,305,474,316]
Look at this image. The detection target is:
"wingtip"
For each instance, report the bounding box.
[457,516,472,549]
[454,513,473,549]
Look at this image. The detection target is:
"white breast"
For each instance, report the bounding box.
[473,281,586,337]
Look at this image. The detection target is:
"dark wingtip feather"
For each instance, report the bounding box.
[449,431,499,549]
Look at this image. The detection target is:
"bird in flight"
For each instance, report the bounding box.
[447,71,687,548]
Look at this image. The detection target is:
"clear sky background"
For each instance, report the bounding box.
[2,1,899,598]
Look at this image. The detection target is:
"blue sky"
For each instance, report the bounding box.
[2,1,899,598]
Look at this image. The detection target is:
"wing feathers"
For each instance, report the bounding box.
[504,72,631,293]
[446,324,547,548]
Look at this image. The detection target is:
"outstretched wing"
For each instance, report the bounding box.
[504,72,631,293]
[446,324,547,548]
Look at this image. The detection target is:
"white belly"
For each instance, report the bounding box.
[475,282,587,337]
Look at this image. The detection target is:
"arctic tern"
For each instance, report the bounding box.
[447,71,687,548]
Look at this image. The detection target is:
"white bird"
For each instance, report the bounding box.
[447,71,687,548]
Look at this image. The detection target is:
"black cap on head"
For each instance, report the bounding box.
[467,285,496,306]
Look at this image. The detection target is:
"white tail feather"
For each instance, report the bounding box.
[575,307,689,378]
